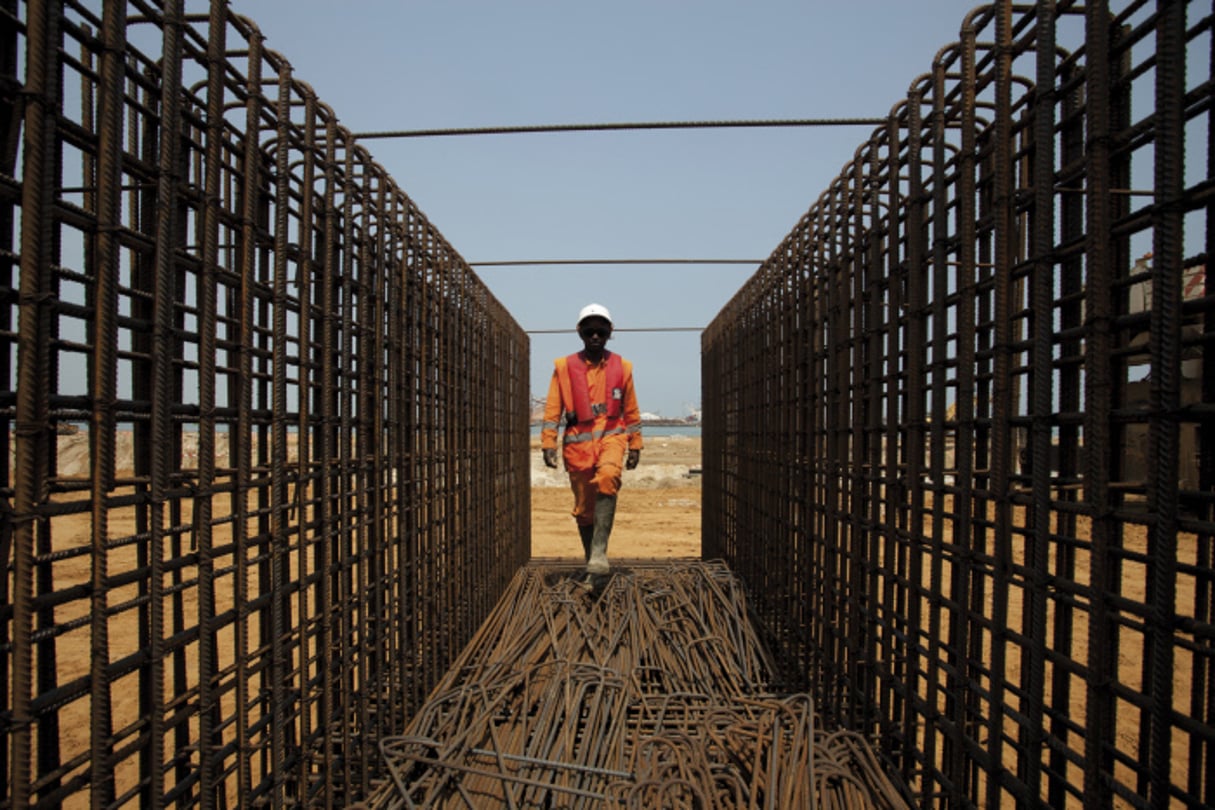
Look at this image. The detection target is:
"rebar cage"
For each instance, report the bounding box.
[703,1,1213,807]
[0,0,531,806]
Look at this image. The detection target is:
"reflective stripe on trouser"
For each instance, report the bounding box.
[567,433,627,525]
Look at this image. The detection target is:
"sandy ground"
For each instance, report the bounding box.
[26,432,1198,803]
[529,435,702,560]
[26,430,704,562]
[18,432,701,808]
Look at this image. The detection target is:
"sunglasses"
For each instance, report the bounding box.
[580,327,610,339]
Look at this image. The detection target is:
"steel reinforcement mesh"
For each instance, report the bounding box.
[0,1,531,806]
[703,1,1214,808]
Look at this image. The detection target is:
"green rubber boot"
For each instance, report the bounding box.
[586,494,616,575]
[578,523,594,561]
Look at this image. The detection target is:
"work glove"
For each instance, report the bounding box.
[626,449,640,470]
[543,448,558,469]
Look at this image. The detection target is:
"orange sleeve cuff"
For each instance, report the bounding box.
[541,367,564,450]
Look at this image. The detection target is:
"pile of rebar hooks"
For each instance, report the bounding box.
[362,560,910,808]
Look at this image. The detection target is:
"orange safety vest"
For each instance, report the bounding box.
[554,351,627,469]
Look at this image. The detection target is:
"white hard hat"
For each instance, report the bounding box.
[577,303,613,326]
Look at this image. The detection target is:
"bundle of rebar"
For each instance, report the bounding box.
[362,560,909,808]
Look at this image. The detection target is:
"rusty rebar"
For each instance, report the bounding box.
[703,1,1215,807]
[369,562,909,809]
[1,2,528,805]
[2,1,1213,808]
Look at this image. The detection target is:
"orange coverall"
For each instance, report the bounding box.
[541,353,643,526]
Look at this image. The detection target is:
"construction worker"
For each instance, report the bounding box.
[541,303,643,578]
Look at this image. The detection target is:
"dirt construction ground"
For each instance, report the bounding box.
[529,434,702,560]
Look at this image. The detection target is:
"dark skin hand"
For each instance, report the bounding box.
[543,316,641,470]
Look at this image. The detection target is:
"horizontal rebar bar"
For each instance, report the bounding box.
[353,118,890,140]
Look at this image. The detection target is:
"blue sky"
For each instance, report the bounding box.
[226,0,987,417]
